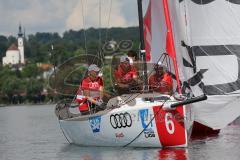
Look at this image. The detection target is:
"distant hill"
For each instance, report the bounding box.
[0,27,140,64]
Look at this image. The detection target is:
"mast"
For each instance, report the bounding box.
[137,0,148,88]
[162,0,182,93]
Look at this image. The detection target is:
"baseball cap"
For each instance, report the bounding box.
[154,61,168,71]
[88,64,100,72]
[120,55,130,63]
[157,61,167,68]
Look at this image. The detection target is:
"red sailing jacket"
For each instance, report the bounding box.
[77,76,103,111]
[114,65,137,84]
[149,73,173,93]
[81,77,103,92]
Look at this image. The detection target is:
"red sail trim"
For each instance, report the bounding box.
[144,0,152,61]
[162,0,182,93]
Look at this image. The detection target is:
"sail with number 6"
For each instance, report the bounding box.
[144,0,240,134]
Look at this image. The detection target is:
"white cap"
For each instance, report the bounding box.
[88,64,100,72]
[120,55,130,63]
[127,57,133,65]
[157,61,167,68]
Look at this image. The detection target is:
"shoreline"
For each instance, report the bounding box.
[0,102,56,107]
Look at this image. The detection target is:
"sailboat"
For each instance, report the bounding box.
[54,0,240,147]
[143,0,240,136]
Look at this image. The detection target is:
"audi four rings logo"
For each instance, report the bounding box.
[110,112,132,129]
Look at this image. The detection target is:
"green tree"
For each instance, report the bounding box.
[102,65,114,93]
[7,36,17,46]
[22,64,42,78]
[26,78,43,97]
[0,66,15,88]
[0,35,8,63]
[74,48,85,56]
[1,76,24,101]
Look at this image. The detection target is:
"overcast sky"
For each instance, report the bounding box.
[0,0,149,37]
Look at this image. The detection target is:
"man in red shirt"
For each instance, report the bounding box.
[148,62,173,94]
[114,55,139,94]
[76,64,104,115]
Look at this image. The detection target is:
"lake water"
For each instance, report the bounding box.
[0,105,239,160]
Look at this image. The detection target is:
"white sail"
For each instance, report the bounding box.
[144,0,240,129]
[144,0,183,92]
[179,0,240,129]
[147,0,167,64]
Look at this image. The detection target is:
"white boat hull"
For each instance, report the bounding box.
[57,94,194,148]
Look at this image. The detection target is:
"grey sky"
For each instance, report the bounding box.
[0,0,148,37]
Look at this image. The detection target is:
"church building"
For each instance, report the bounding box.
[2,25,25,66]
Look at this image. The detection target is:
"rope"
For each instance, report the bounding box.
[59,120,71,144]
[123,95,172,147]
[80,0,88,54]
[99,0,102,51]
[113,54,173,108]
[105,0,113,42]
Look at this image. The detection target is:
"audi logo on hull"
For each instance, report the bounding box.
[110,112,132,129]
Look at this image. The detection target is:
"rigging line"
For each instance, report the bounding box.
[210,92,240,96]
[184,4,240,94]
[98,0,105,64]
[105,0,113,43]
[223,45,240,62]
[222,46,240,81]
[117,55,169,107]
[186,2,240,92]
[226,1,240,36]
[115,93,142,109]
[80,0,99,69]
[79,0,102,67]
[119,93,139,106]
[198,1,235,53]
[99,0,102,51]
[117,60,163,107]
[81,1,101,68]
[199,45,231,79]
[116,87,172,109]
[63,66,87,87]
[59,121,71,144]
[146,54,167,78]
[81,0,88,54]
[168,54,172,74]
[116,55,171,108]
[183,0,190,44]
[123,95,172,147]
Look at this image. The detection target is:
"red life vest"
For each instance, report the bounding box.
[77,76,103,111]
[114,65,137,83]
[81,76,103,92]
[149,73,173,93]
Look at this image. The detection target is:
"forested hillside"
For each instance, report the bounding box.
[0,27,140,64]
[0,27,140,104]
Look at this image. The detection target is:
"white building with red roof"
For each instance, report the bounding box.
[2,25,25,66]
[2,44,21,65]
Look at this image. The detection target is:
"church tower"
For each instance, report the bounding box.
[18,24,25,64]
